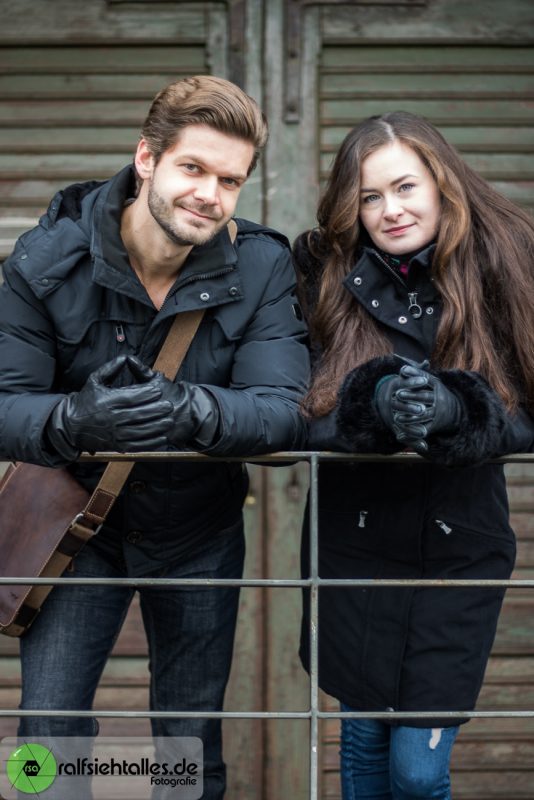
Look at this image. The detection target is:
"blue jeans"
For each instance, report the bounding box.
[340,708,459,800]
[18,521,245,800]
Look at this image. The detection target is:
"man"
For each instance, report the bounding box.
[0,76,309,797]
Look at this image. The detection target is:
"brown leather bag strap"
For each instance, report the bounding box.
[72,218,238,535]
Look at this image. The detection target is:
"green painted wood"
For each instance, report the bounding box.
[0,46,206,71]
[321,73,534,94]
[321,46,534,69]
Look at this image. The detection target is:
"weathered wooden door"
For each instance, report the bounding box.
[0,1,533,798]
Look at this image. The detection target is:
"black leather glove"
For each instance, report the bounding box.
[374,369,431,441]
[392,365,463,451]
[125,357,221,449]
[45,355,174,457]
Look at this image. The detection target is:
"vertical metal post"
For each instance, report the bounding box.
[309,453,320,800]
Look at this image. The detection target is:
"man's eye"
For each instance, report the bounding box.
[221,178,239,187]
[183,164,200,173]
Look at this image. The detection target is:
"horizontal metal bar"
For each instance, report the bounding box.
[78,450,534,463]
[1,577,534,587]
[4,709,534,720]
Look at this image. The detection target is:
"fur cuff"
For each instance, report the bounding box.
[424,370,507,467]
[336,356,403,453]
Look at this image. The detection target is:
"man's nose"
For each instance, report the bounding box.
[194,177,219,205]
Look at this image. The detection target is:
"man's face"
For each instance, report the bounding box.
[139,124,254,247]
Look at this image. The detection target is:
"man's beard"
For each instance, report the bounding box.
[147,182,226,247]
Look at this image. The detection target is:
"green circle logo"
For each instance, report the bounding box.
[6,743,57,794]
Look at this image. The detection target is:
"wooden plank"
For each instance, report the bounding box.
[0,46,206,72]
[0,127,139,153]
[0,153,129,179]
[0,72,204,98]
[320,73,534,95]
[320,98,534,125]
[0,0,206,42]
[320,46,534,69]
[0,100,163,126]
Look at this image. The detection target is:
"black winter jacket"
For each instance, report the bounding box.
[294,233,534,726]
[0,167,310,573]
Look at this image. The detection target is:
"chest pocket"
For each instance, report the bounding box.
[181,306,246,386]
[56,319,147,391]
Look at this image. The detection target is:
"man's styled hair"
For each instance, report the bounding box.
[141,75,268,174]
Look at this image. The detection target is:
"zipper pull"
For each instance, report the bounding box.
[408,292,423,319]
[435,519,452,535]
[358,511,368,529]
[115,325,126,343]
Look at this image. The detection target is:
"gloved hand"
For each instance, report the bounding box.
[125,357,221,449]
[386,365,463,452]
[374,369,431,439]
[45,355,174,457]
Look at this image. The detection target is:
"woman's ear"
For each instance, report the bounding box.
[134,138,155,181]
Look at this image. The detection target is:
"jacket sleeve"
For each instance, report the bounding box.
[0,258,66,466]
[418,368,534,467]
[199,247,310,456]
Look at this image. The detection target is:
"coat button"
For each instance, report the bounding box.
[126,530,142,544]
[129,481,146,494]
[385,706,395,712]
[228,286,239,297]
[41,278,49,285]
[200,292,210,301]
[354,276,362,286]
[20,254,28,260]
[371,299,379,308]
[426,307,434,315]
[398,316,408,324]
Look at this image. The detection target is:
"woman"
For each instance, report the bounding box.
[293,112,534,799]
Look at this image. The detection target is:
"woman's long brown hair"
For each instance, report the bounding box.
[301,111,534,418]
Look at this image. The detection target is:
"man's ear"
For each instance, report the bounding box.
[135,138,155,181]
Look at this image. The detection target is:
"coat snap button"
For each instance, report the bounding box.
[354,276,362,286]
[398,316,408,324]
[200,292,210,301]
[41,278,49,285]
[126,530,142,544]
[20,254,28,260]
[129,481,146,494]
[385,706,395,712]
[371,299,379,308]
[426,307,434,315]
[228,286,239,297]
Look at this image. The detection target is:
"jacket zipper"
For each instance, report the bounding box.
[173,266,235,291]
[370,249,422,319]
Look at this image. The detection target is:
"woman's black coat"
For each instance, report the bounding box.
[294,234,534,726]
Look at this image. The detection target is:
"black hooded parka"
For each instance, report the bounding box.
[294,234,534,726]
[0,166,310,574]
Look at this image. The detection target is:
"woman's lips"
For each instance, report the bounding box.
[384,223,415,236]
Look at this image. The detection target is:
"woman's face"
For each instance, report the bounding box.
[359,140,441,256]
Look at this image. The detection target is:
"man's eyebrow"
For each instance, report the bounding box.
[360,173,418,192]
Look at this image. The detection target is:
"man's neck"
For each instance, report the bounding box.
[120,200,192,310]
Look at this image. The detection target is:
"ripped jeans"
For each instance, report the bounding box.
[340,708,459,799]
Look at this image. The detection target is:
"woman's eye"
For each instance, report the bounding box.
[362,194,380,204]
[399,183,415,193]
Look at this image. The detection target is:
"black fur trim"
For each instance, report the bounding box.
[424,370,507,467]
[336,356,404,453]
